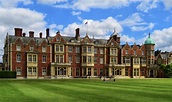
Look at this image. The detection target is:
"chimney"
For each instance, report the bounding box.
[29,31,34,37]
[23,33,26,37]
[14,28,22,37]
[75,28,80,40]
[46,28,49,38]
[39,32,42,38]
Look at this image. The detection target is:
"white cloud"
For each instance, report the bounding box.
[0,7,48,61]
[136,0,159,12]
[61,17,123,38]
[37,0,67,5]
[0,0,33,8]
[120,34,136,43]
[151,27,172,51]
[131,23,154,31]
[162,0,172,10]
[120,13,154,31]
[71,11,81,16]
[71,0,129,11]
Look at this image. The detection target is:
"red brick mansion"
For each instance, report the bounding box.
[3,28,163,78]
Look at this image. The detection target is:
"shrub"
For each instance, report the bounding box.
[0,71,16,78]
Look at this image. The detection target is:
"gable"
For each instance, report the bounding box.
[81,35,92,43]
[52,33,66,43]
[15,38,23,44]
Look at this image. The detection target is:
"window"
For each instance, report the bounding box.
[134,69,139,76]
[147,51,151,55]
[58,68,66,75]
[28,67,32,75]
[33,67,36,75]
[28,55,32,62]
[94,68,97,76]
[76,47,80,53]
[16,67,21,75]
[69,56,72,63]
[42,67,47,75]
[30,46,34,51]
[142,50,144,55]
[126,50,128,54]
[110,48,116,55]
[60,46,63,52]
[16,54,21,62]
[94,48,97,54]
[83,68,86,76]
[42,55,47,63]
[116,69,121,75]
[111,57,116,64]
[60,55,63,63]
[88,68,91,76]
[88,56,92,63]
[16,45,21,51]
[55,55,63,63]
[148,59,150,64]
[157,58,161,64]
[151,59,154,64]
[125,58,130,64]
[141,58,146,64]
[76,56,80,63]
[141,69,145,76]
[100,48,103,54]
[100,57,103,64]
[33,55,36,62]
[56,55,59,63]
[56,45,63,52]
[56,37,60,41]
[134,50,136,55]
[42,46,46,52]
[88,46,91,53]
[134,58,139,64]
[76,68,80,76]
[125,68,128,76]
[68,46,73,52]
[83,56,86,63]
[83,46,86,53]
[94,56,97,63]
[56,45,59,52]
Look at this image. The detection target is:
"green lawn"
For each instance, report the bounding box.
[0,78,172,102]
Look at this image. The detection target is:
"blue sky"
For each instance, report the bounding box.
[0,0,172,62]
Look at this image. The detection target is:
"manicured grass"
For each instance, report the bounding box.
[0,78,172,102]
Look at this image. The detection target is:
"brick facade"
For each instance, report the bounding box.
[3,28,163,78]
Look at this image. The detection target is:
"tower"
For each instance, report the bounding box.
[144,33,155,77]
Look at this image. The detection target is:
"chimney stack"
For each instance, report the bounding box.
[29,31,34,37]
[46,28,49,38]
[23,33,26,37]
[39,32,42,38]
[14,28,22,37]
[75,28,80,40]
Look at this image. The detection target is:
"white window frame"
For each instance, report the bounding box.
[42,46,46,52]
[16,45,21,51]
[16,54,21,62]
[42,67,47,75]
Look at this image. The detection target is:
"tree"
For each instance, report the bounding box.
[160,64,172,78]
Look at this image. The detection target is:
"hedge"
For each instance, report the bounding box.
[0,71,16,78]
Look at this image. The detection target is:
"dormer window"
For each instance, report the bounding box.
[126,50,128,54]
[111,42,113,45]
[42,46,46,52]
[56,37,60,41]
[16,45,21,51]
[30,46,34,51]
[134,50,136,55]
